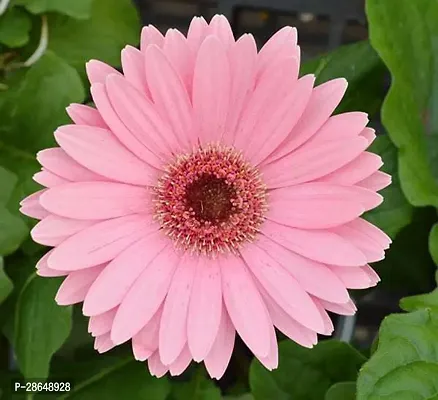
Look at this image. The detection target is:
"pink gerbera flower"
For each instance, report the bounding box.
[20,15,391,379]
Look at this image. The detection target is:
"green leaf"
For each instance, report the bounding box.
[0,51,85,202]
[367,0,438,207]
[364,135,413,239]
[56,357,170,400]
[0,7,32,48]
[400,271,438,313]
[0,166,17,205]
[48,0,140,78]
[0,258,13,305]
[172,369,222,400]
[14,275,72,379]
[249,340,366,400]
[324,382,356,400]
[14,0,93,19]
[301,40,385,117]
[0,207,28,255]
[357,309,438,400]
[429,223,438,266]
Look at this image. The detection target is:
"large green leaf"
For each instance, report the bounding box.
[48,0,140,78]
[367,0,438,207]
[324,382,356,400]
[14,274,72,379]
[0,258,13,305]
[0,207,28,255]
[357,310,438,400]
[0,51,84,204]
[0,7,32,48]
[249,340,366,400]
[14,0,93,19]
[54,356,170,400]
[301,40,385,117]
[364,135,413,239]
[0,166,17,205]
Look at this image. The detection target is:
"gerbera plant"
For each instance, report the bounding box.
[20,15,391,379]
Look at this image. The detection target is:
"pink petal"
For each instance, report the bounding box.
[255,325,278,371]
[193,36,230,144]
[88,308,118,337]
[312,298,335,335]
[357,171,392,192]
[169,346,192,376]
[121,45,150,98]
[20,190,50,220]
[55,264,105,306]
[319,152,383,186]
[31,215,94,246]
[140,25,164,51]
[347,218,391,249]
[241,245,324,332]
[328,265,374,289]
[109,244,180,344]
[94,332,116,354]
[66,104,107,128]
[309,112,369,145]
[145,45,196,148]
[163,29,193,93]
[234,57,299,153]
[148,351,168,378]
[331,222,386,263]
[263,78,348,164]
[270,182,382,213]
[207,15,235,49]
[361,265,381,285]
[187,258,222,362]
[40,181,151,220]
[106,74,178,158]
[86,60,121,85]
[84,232,171,317]
[256,235,349,304]
[220,255,271,358]
[55,124,158,186]
[259,287,317,347]
[37,148,105,182]
[158,255,197,365]
[187,16,208,52]
[36,250,68,277]
[33,170,69,188]
[360,127,376,145]
[132,307,162,361]
[247,75,315,166]
[318,298,357,315]
[48,214,155,271]
[256,27,298,79]
[262,220,367,267]
[204,306,235,380]
[262,136,369,189]
[223,34,257,145]
[91,83,164,169]
[267,184,383,230]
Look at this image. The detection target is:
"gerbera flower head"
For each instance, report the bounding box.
[21,14,391,379]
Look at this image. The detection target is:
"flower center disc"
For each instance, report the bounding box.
[153,144,268,256]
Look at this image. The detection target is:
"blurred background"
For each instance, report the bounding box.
[134,0,367,59]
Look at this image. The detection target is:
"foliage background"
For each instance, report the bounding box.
[0,0,438,398]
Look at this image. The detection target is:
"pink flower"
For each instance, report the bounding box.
[21,15,391,379]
